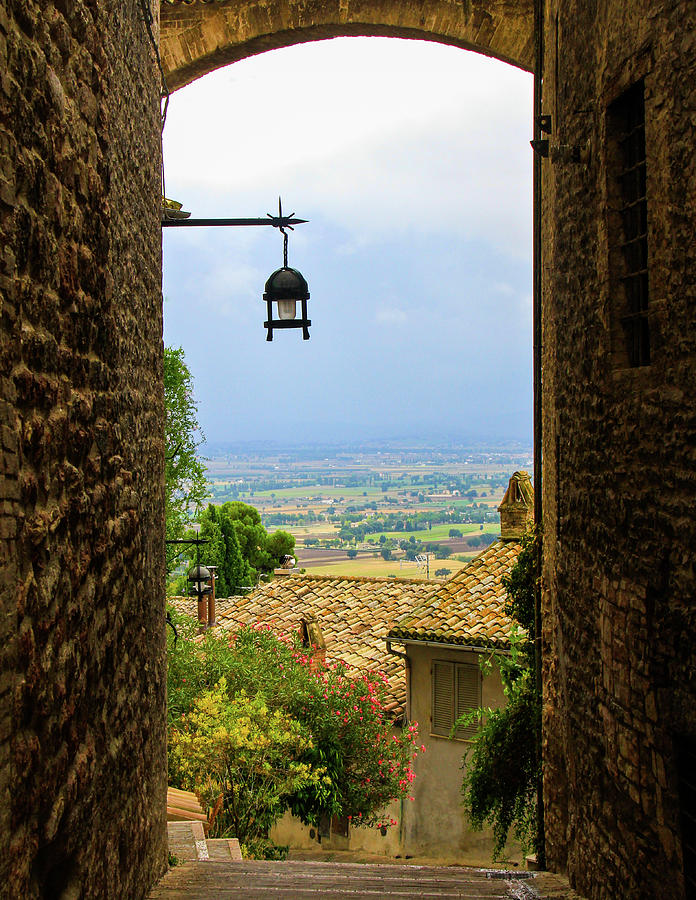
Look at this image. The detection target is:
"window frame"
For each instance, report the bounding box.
[431,658,482,742]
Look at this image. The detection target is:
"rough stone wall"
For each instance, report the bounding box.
[159,0,534,91]
[540,2,696,898]
[0,1,167,897]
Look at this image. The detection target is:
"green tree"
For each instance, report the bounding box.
[194,505,251,597]
[338,525,354,543]
[346,549,358,559]
[198,501,294,583]
[265,529,296,569]
[460,529,540,858]
[164,347,208,571]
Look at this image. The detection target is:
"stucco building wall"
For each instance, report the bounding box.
[0,1,167,896]
[401,643,515,863]
[540,3,696,898]
[272,644,514,867]
[271,792,403,857]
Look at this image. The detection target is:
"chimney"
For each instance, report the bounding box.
[498,471,534,540]
[207,566,217,628]
[300,615,326,670]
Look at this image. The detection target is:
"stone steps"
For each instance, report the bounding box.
[167,821,242,863]
[206,838,243,861]
[156,827,585,899]
[150,857,544,899]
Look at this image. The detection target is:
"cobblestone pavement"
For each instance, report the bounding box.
[149,859,587,899]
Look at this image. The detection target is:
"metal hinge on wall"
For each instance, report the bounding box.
[530,114,552,156]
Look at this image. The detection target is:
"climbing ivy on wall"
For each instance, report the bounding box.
[459,529,540,858]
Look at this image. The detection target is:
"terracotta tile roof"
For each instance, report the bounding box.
[388,539,521,649]
[171,574,438,721]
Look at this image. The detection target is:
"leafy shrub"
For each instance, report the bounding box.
[170,680,322,842]
[167,614,422,841]
[459,529,540,857]
[241,838,289,860]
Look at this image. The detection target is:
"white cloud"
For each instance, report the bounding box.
[375,305,409,326]
[161,37,534,443]
[199,262,263,317]
[492,282,516,296]
[163,38,533,255]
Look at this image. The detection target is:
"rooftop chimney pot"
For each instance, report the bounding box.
[498,471,534,540]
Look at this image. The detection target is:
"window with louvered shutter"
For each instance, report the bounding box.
[431,660,481,741]
[454,664,481,740]
[432,661,454,736]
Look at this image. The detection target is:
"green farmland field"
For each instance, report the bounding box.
[363,522,500,543]
[299,554,471,580]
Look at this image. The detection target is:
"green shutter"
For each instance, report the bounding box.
[454,664,481,740]
[432,661,454,736]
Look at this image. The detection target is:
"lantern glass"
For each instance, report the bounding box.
[278,299,297,320]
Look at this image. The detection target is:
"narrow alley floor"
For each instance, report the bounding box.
[149,859,587,899]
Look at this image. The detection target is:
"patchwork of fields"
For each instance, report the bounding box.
[201,442,532,581]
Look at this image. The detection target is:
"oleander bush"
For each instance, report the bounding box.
[167,615,423,847]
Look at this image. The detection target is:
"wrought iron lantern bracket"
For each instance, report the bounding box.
[162,197,311,340]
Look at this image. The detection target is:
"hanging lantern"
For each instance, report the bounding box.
[162,196,312,342]
[263,200,311,341]
[187,564,212,597]
[264,266,311,341]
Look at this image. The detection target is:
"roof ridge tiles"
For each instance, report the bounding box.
[270,574,440,586]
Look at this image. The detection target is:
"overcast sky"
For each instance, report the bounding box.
[162,37,534,448]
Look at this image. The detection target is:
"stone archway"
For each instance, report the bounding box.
[160,0,534,91]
